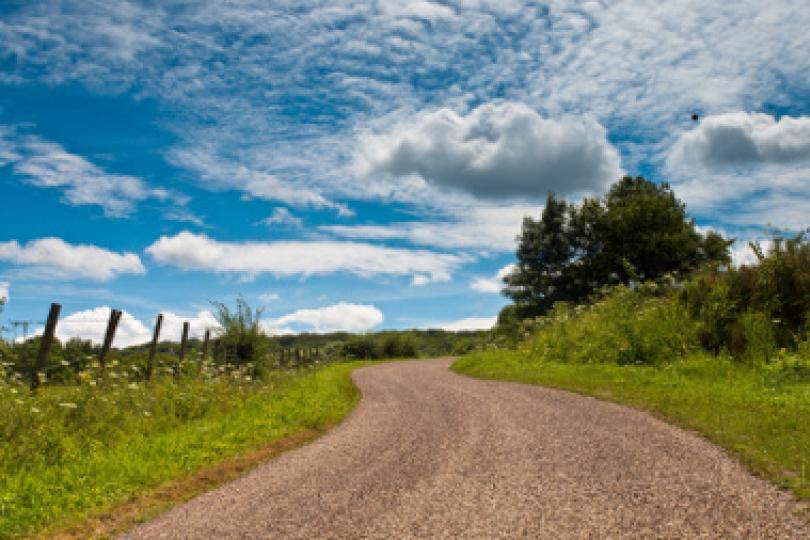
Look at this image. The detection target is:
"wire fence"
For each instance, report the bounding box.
[2,303,321,390]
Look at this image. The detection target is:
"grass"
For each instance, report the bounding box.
[0,361,371,539]
[453,351,810,500]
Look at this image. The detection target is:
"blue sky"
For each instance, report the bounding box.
[1,0,809,345]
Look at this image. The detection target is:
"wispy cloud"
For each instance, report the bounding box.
[322,204,540,252]
[0,125,190,218]
[257,208,303,229]
[3,1,808,222]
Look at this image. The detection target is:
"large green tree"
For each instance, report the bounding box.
[504,176,731,318]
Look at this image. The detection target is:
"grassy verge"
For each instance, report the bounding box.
[1,361,371,539]
[453,351,810,500]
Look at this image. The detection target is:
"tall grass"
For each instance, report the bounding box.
[528,283,697,365]
[0,361,366,538]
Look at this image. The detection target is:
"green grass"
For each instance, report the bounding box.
[0,361,370,539]
[453,351,810,500]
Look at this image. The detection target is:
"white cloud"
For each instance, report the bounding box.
[669,112,810,169]
[0,127,172,217]
[168,147,352,215]
[264,302,383,334]
[259,292,280,303]
[257,207,303,228]
[146,231,463,282]
[470,263,515,294]
[159,310,221,342]
[4,1,810,243]
[379,1,457,22]
[51,307,152,347]
[0,237,145,281]
[430,316,497,332]
[411,274,430,287]
[38,306,220,347]
[355,102,622,200]
[0,281,8,303]
[322,204,539,252]
[666,112,810,229]
[731,239,774,268]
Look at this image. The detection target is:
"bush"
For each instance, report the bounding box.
[529,284,698,366]
[683,233,810,361]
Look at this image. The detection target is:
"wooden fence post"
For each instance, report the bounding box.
[146,313,163,381]
[31,303,61,390]
[201,328,210,365]
[213,338,221,363]
[177,321,189,378]
[98,309,122,371]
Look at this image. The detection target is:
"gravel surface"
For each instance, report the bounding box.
[123,358,809,539]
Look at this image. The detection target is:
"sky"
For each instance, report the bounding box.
[1,0,809,345]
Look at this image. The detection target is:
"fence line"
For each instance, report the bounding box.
[10,303,320,390]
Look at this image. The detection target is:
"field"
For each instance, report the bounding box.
[0,361,368,539]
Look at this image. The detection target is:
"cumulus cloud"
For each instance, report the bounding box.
[355,102,622,200]
[0,237,145,281]
[37,307,220,347]
[257,208,303,228]
[264,302,383,334]
[429,316,497,332]
[0,127,174,217]
[666,112,810,229]
[669,112,810,169]
[146,231,463,282]
[470,264,515,294]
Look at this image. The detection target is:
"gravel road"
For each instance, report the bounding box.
[123,358,809,539]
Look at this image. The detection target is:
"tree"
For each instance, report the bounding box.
[600,176,725,281]
[503,193,574,317]
[504,176,731,318]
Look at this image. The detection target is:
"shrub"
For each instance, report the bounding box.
[682,232,810,361]
[529,285,698,366]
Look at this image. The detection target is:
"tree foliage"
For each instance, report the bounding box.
[504,176,732,318]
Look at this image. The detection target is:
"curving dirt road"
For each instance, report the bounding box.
[123,358,809,539]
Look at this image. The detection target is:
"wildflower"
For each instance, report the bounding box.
[58,402,78,409]
[143,411,151,417]
[31,407,41,414]
[128,383,139,390]
[61,360,70,367]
